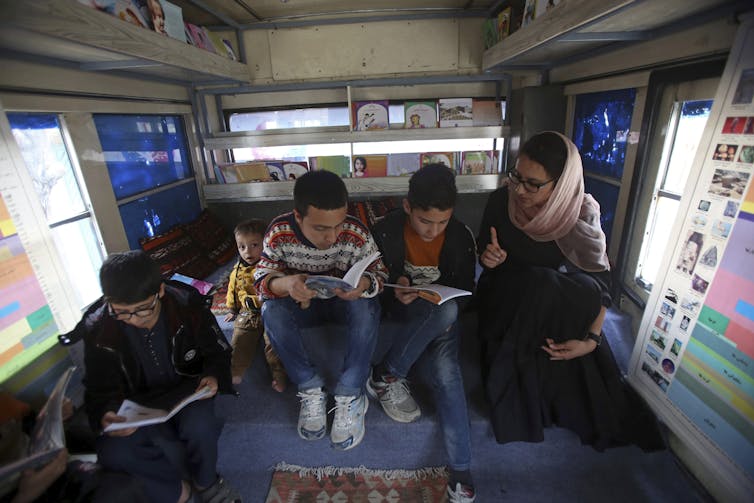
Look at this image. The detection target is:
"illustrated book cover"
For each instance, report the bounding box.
[352,155,387,178]
[461,151,496,174]
[305,251,381,297]
[439,98,473,127]
[282,161,309,180]
[309,156,351,178]
[352,101,389,131]
[472,100,502,126]
[420,152,456,171]
[404,101,437,128]
[387,153,421,177]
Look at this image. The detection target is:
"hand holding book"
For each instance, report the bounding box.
[384,282,472,305]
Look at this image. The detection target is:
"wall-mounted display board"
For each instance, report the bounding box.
[0,102,80,383]
[629,16,754,502]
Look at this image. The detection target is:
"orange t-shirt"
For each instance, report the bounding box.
[403,220,444,285]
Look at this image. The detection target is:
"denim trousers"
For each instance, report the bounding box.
[379,298,472,471]
[95,398,221,503]
[262,295,381,397]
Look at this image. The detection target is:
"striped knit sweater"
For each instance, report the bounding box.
[253,212,387,299]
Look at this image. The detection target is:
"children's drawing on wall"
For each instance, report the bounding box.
[680,315,691,332]
[681,296,700,314]
[660,301,676,319]
[664,288,679,304]
[670,338,683,357]
[676,230,703,275]
[691,273,710,295]
[724,200,740,218]
[708,168,750,199]
[698,199,711,212]
[650,330,667,350]
[642,361,669,392]
[722,116,747,134]
[691,214,708,228]
[737,145,754,164]
[646,344,661,364]
[744,117,754,135]
[711,219,732,239]
[654,316,671,333]
[699,245,718,267]
[712,143,738,162]
[661,358,676,375]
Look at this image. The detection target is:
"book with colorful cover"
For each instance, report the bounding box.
[207,30,235,59]
[472,100,502,126]
[170,273,215,295]
[387,153,421,177]
[497,7,512,41]
[482,17,498,49]
[420,152,456,171]
[352,101,389,131]
[352,155,387,178]
[282,161,309,180]
[404,101,437,129]
[219,162,270,183]
[147,0,185,41]
[265,161,285,182]
[461,151,495,174]
[309,156,350,178]
[185,22,216,53]
[89,0,151,29]
[439,98,473,127]
[522,0,536,27]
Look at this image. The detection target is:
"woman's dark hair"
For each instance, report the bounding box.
[519,131,568,180]
[407,163,457,211]
[294,170,348,217]
[100,250,162,304]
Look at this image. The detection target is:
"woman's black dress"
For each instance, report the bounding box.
[476,188,663,451]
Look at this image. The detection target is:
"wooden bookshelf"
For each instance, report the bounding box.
[0,0,248,84]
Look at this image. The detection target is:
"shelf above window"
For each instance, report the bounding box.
[203,173,501,202]
[204,125,509,149]
[0,0,249,85]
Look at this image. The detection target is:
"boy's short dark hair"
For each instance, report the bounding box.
[294,170,348,217]
[234,219,267,236]
[100,250,162,304]
[407,163,457,211]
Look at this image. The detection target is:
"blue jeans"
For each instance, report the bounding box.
[96,398,221,503]
[379,299,471,471]
[263,296,381,397]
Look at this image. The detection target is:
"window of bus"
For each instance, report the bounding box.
[7,113,104,309]
[92,114,202,250]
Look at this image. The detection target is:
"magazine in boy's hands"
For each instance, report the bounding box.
[383,283,472,305]
[104,386,213,432]
[0,366,75,481]
[305,251,381,297]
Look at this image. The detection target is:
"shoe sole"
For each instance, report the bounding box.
[331,398,368,450]
[365,379,421,423]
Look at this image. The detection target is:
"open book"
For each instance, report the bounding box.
[104,386,212,432]
[0,366,75,481]
[305,251,381,297]
[170,272,215,295]
[384,283,472,305]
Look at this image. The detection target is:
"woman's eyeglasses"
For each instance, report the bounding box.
[507,169,558,193]
[108,293,160,320]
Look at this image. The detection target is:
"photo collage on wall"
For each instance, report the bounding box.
[639,66,754,395]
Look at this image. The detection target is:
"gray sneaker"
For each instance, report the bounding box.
[330,394,368,450]
[447,482,476,503]
[366,375,421,423]
[296,387,327,440]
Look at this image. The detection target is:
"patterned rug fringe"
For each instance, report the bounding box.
[272,462,448,481]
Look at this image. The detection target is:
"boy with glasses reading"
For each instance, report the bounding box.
[63,250,241,503]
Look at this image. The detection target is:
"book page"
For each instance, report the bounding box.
[305,251,380,295]
[105,387,212,432]
[384,283,472,305]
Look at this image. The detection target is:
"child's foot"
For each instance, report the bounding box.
[232,375,243,385]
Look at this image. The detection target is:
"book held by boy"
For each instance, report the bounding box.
[383,283,472,305]
[104,386,213,432]
[305,251,381,297]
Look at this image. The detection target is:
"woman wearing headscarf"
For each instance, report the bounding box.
[476,131,662,451]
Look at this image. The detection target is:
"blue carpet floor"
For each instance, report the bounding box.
[213,308,709,502]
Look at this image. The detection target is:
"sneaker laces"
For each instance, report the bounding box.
[382,377,412,403]
[297,389,325,420]
[330,395,358,428]
[448,482,475,503]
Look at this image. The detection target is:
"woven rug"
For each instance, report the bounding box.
[265,463,449,502]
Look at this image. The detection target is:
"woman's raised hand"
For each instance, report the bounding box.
[480,227,508,268]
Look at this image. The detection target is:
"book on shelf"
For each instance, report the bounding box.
[104,387,213,432]
[383,283,472,305]
[305,251,381,297]
[461,151,495,174]
[309,156,351,178]
[170,273,215,295]
[213,164,226,184]
[352,101,389,131]
[84,0,151,29]
[147,0,185,41]
[0,367,75,481]
[206,31,236,60]
[497,7,512,41]
[218,162,271,183]
[387,153,421,177]
[420,152,456,171]
[185,22,216,53]
[482,17,498,49]
[404,101,437,128]
[522,0,536,27]
[352,155,387,178]
[536,0,561,21]
[439,98,473,127]
[265,161,285,182]
[472,99,502,126]
[282,161,309,180]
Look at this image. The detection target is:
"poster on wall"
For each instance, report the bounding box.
[629,18,754,500]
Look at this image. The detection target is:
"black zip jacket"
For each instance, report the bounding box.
[62,281,232,432]
[372,209,477,313]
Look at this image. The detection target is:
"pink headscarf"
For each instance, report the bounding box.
[508,131,610,272]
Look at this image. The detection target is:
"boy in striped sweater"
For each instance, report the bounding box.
[254,171,387,450]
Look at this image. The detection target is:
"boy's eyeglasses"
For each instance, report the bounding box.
[507,169,558,193]
[108,293,160,320]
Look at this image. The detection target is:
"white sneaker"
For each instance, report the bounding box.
[366,375,421,423]
[297,387,327,440]
[447,482,476,503]
[330,394,368,450]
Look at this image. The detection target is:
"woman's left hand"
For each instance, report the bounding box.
[541,337,597,360]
